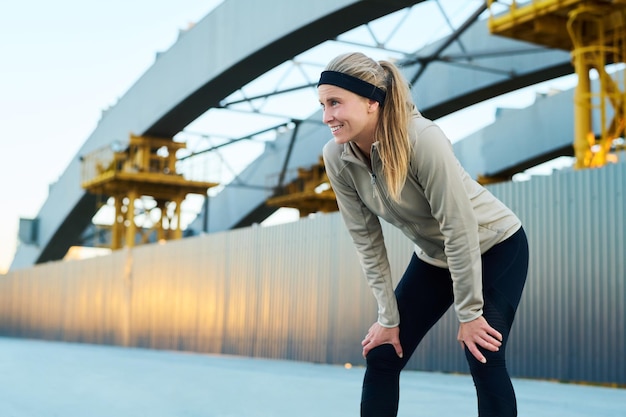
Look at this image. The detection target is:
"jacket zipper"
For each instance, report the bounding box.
[369,150,419,235]
[342,145,421,237]
[342,144,413,232]
[340,146,379,199]
[370,172,377,199]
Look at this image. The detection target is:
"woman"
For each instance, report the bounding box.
[318,52,529,417]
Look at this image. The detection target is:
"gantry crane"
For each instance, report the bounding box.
[266,156,338,217]
[81,135,218,250]
[488,0,626,169]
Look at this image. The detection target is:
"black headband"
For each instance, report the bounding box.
[317,70,386,105]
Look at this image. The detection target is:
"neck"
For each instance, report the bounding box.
[356,141,371,157]
[354,133,376,157]
[350,141,373,168]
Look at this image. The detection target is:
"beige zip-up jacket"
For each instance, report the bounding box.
[322,114,521,327]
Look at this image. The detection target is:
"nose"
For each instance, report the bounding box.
[322,107,333,124]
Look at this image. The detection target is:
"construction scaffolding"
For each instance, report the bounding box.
[266,156,338,217]
[488,0,626,169]
[81,135,218,250]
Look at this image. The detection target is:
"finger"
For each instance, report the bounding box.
[362,343,370,358]
[480,339,500,352]
[489,329,503,345]
[361,332,373,347]
[483,322,503,343]
[472,331,500,352]
[490,336,502,348]
[481,331,502,351]
[468,343,486,364]
[394,342,404,359]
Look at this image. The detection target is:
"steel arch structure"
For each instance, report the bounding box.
[11,0,573,269]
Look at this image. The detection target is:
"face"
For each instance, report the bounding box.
[318,84,379,153]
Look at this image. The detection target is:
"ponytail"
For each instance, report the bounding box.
[376,61,413,201]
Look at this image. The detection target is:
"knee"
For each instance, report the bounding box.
[366,344,405,372]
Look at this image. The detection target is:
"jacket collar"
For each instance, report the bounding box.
[342,141,379,168]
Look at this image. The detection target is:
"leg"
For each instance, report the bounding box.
[361,254,454,417]
[465,228,529,417]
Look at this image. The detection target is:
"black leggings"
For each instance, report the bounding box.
[361,227,529,417]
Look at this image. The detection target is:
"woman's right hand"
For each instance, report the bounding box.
[361,322,403,359]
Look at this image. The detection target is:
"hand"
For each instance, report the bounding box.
[361,322,403,359]
[457,316,502,364]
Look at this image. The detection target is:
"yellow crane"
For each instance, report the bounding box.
[488,0,626,169]
[81,134,218,250]
[266,156,338,217]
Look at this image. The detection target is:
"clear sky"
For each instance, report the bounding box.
[0,1,226,273]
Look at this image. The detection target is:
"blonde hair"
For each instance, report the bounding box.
[324,52,413,201]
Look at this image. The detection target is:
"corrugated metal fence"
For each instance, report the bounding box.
[0,162,624,385]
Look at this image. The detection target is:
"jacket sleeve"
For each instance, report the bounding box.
[412,123,484,323]
[323,145,400,327]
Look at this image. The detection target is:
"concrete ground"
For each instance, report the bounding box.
[0,337,624,417]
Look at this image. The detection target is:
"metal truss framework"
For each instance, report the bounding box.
[168,0,569,214]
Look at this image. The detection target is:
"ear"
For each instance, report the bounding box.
[367,99,380,113]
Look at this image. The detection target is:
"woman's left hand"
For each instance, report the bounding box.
[457,315,502,363]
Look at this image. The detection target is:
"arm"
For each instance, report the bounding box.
[323,145,399,328]
[413,123,502,362]
[412,123,483,322]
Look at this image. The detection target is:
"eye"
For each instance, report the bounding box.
[320,99,339,109]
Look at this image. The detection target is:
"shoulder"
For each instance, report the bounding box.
[322,138,344,175]
[412,112,438,133]
[322,138,343,164]
[409,115,453,155]
[322,138,342,157]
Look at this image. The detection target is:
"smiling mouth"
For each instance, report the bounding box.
[330,125,343,133]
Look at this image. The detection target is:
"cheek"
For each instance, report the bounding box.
[335,107,352,122]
